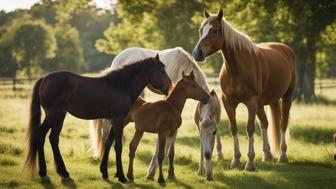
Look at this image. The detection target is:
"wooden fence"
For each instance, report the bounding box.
[1,76,336,96]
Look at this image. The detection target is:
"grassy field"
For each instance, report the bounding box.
[0,79,335,189]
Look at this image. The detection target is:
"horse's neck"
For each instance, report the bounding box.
[127,72,149,102]
[166,86,187,115]
[221,45,256,77]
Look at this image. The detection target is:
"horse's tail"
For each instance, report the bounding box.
[268,101,281,156]
[89,119,111,160]
[23,78,42,175]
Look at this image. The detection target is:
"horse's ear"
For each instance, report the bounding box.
[210,89,216,95]
[189,70,195,79]
[204,9,210,18]
[217,8,223,21]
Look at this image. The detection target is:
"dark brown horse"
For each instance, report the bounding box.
[23,55,172,183]
[193,9,296,171]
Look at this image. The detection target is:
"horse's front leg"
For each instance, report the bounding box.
[157,132,168,183]
[222,97,241,168]
[216,131,223,159]
[198,140,204,175]
[100,122,115,180]
[167,130,177,180]
[112,116,127,183]
[244,98,257,171]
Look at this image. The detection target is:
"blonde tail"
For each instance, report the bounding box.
[89,119,111,160]
[268,101,281,156]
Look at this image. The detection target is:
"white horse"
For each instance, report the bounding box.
[89,47,222,180]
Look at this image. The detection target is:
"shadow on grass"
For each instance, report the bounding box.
[61,178,77,189]
[41,181,56,189]
[291,127,335,144]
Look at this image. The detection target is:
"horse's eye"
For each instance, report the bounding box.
[212,130,217,135]
[212,29,218,34]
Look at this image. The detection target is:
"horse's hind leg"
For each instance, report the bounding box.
[37,114,52,181]
[256,106,272,161]
[278,91,293,163]
[48,111,68,179]
[127,129,143,181]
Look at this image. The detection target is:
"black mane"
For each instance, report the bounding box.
[101,57,156,86]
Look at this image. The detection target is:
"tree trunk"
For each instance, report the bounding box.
[295,37,317,102]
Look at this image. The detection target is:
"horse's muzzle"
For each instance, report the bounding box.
[192,48,205,62]
[201,95,209,105]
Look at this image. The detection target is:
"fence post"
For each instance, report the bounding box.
[12,77,16,91]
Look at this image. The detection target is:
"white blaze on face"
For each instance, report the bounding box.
[195,23,213,49]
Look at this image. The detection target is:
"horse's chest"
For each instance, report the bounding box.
[220,77,251,101]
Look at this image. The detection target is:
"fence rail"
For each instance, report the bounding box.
[1,77,336,95]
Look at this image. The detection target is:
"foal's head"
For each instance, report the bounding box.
[198,90,220,160]
[177,71,209,104]
[193,9,224,62]
[149,54,172,95]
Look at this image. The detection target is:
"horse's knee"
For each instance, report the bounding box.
[246,126,255,136]
[230,127,238,136]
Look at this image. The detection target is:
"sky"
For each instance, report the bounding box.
[0,0,112,12]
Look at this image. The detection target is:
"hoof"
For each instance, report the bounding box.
[168,174,176,180]
[230,159,242,169]
[40,176,50,182]
[198,168,204,176]
[278,153,289,163]
[262,152,273,161]
[118,176,128,183]
[145,172,155,180]
[158,177,165,184]
[102,173,108,180]
[245,161,256,171]
[206,174,213,181]
[126,174,134,181]
[217,152,223,160]
[60,176,71,181]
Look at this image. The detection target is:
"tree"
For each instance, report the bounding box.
[96,0,204,55]
[42,24,84,72]
[0,17,56,77]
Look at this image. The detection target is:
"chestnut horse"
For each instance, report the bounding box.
[23,55,172,183]
[192,9,296,171]
[126,71,209,183]
[90,47,222,180]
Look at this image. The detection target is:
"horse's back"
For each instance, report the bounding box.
[257,42,295,104]
[111,47,159,69]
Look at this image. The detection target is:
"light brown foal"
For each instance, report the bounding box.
[126,71,209,183]
[193,9,296,171]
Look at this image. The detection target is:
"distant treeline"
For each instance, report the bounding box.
[0,0,335,102]
[0,0,119,78]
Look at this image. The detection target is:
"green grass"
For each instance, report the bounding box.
[0,82,336,189]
